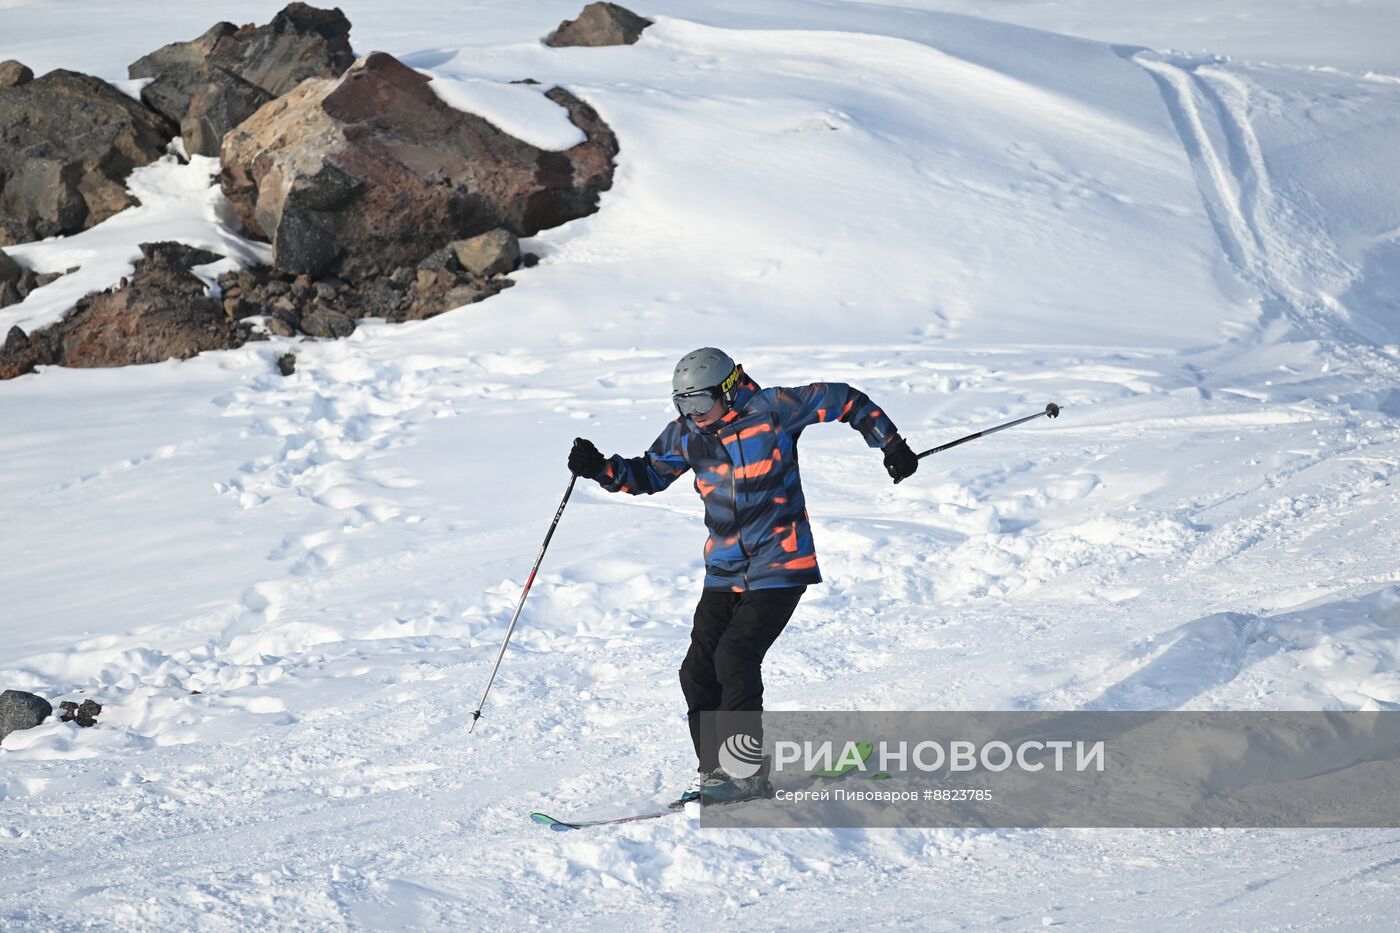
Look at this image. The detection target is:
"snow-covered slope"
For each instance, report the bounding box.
[3,1,1400,928]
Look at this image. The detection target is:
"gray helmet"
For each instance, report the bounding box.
[672,347,741,416]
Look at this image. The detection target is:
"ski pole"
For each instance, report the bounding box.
[916,402,1060,459]
[470,473,579,733]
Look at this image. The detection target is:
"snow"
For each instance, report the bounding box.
[424,74,587,150]
[3,0,1400,929]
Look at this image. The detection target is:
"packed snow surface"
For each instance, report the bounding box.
[3,0,1400,929]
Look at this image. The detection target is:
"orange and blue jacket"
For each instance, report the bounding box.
[591,373,899,591]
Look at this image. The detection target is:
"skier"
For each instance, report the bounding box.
[567,348,918,804]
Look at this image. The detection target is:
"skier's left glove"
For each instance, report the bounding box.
[569,437,606,478]
[883,435,918,484]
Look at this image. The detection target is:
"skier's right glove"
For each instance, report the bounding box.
[883,436,918,484]
[568,437,606,478]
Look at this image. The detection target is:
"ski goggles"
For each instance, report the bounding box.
[673,387,723,417]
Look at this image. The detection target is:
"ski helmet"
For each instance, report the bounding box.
[672,347,741,417]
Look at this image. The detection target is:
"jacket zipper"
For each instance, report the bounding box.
[729,427,751,590]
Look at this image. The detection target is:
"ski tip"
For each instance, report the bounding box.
[530,812,576,831]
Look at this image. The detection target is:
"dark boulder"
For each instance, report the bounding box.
[129,3,355,156]
[219,51,618,280]
[0,325,58,379]
[0,690,52,742]
[181,69,275,158]
[0,70,175,246]
[544,3,652,48]
[128,22,237,126]
[207,3,354,99]
[59,700,102,727]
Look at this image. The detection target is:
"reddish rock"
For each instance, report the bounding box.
[0,242,258,380]
[56,243,256,368]
[219,51,618,280]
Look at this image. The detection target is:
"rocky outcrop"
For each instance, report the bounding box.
[211,237,515,329]
[0,70,175,246]
[0,60,33,88]
[0,690,52,742]
[219,51,617,280]
[129,3,355,156]
[57,242,255,367]
[0,242,257,378]
[544,3,653,48]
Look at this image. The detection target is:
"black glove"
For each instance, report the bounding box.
[568,437,605,478]
[883,436,918,484]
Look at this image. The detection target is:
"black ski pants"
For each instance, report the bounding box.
[679,585,805,772]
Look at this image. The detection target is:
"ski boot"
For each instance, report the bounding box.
[672,769,727,808]
[691,755,774,805]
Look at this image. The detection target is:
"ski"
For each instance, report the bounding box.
[530,793,763,831]
[531,808,682,831]
[533,741,887,830]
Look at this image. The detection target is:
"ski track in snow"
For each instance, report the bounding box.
[4,0,1400,928]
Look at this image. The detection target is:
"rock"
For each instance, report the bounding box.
[0,60,34,88]
[219,51,618,279]
[522,252,540,268]
[267,315,297,337]
[28,242,254,372]
[544,3,652,48]
[417,246,459,273]
[401,276,510,321]
[207,3,354,100]
[130,4,354,156]
[450,228,520,278]
[58,699,102,727]
[182,70,275,157]
[277,352,297,375]
[0,70,175,245]
[300,308,355,338]
[0,325,56,379]
[0,249,23,285]
[0,690,52,742]
[128,22,237,125]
